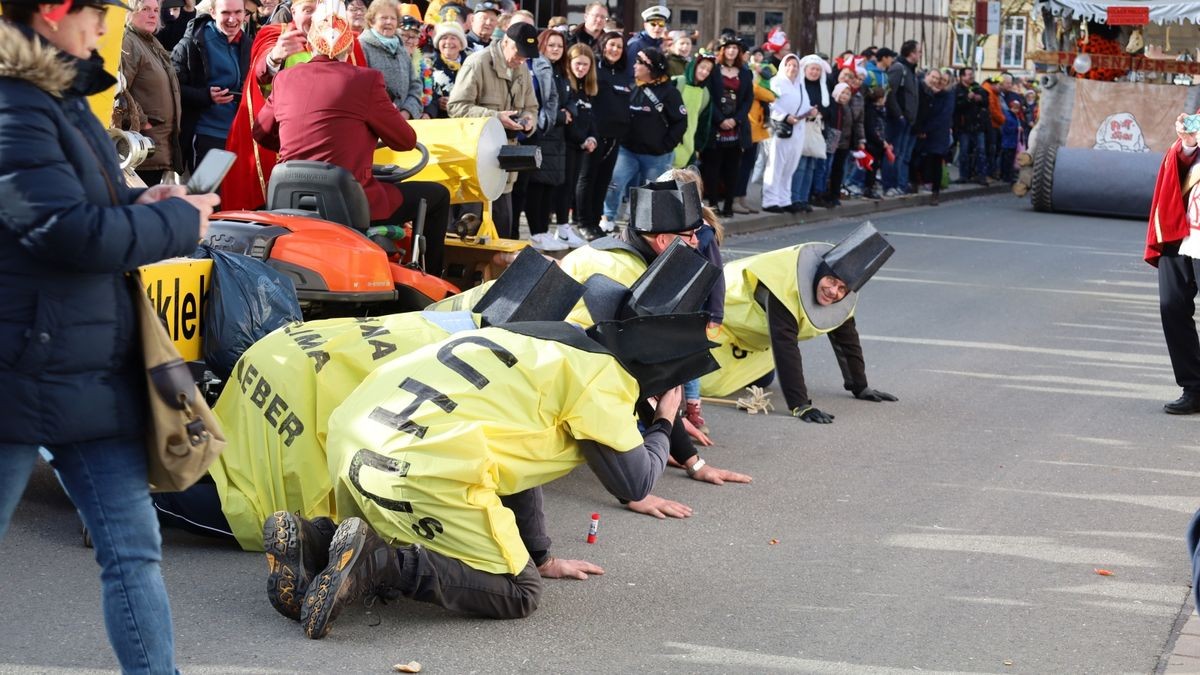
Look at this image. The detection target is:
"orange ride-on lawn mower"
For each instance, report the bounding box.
[203,143,460,318]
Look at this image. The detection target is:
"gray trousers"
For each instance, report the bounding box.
[398,544,542,619]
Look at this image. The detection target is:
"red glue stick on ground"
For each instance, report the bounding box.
[586,512,600,544]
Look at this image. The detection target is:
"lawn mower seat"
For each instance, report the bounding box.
[267,160,370,231]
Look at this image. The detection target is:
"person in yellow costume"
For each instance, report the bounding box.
[146,249,583,606]
[550,178,751,520]
[291,299,717,638]
[700,221,898,423]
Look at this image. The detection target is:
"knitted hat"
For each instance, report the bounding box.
[433,20,467,50]
[832,82,851,101]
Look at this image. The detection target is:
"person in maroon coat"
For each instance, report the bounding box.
[252,2,448,275]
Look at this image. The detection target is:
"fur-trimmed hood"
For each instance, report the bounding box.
[0,20,75,98]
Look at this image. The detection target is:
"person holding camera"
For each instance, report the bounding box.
[0,0,218,670]
[448,21,539,239]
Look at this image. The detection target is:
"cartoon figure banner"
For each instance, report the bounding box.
[1066,80,1188,154]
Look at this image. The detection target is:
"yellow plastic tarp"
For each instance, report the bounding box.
[210,312,476,550]
[328,325,643,575]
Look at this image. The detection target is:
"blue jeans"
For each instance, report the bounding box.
[684,378,700,401]
[0,438,177,674]
[882,119,916,191]
[812,153,832,198]
[790,155,821,205]
[956,131,986,181]
[603,147,674,220]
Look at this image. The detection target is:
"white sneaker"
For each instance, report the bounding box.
[556,224,589,248]
[599,216,615,233]
[529,232,569,251]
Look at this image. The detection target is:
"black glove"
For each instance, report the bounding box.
[792,406,835,423]
[854,388,898,402]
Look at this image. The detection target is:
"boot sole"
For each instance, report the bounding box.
[301,517,369,639]
[263,511,307,621]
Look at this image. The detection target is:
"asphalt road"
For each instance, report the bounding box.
[2,195,1197,674]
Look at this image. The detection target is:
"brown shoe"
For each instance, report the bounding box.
[301,517,402,639]
[264,512,337,621]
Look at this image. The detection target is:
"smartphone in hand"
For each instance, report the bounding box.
[186,149,236,194]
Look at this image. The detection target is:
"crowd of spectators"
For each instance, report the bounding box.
[116,0,1043,247]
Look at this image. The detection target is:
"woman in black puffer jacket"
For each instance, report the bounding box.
[0,2,216,671]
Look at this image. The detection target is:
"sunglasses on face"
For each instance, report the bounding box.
[646,19,665,27]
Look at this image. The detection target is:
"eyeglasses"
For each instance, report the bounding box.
[675,229,698,241]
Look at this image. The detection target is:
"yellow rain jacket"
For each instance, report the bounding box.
[700,243,855,397]
[210,311,478,551]
[328,324,644,575]
[558,240,649,326]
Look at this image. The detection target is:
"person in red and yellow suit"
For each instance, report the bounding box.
[1146,112,1200,415]
[221,0,367,211]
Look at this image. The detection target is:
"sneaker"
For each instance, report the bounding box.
[598,215,615,233]
[865,190,883,200]
[844,184,862,197]
[556,224,589,248]
[883,187,904,198]
[529,232,569,252]
[263,511,337,621]
[301,517,402,639]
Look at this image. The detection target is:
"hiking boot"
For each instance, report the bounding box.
[301,517,402,639]
[263,511,337,621]
[684,400,709,434]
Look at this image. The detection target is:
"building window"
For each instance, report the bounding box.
[736,10,757,46]
[953,15,973,67]
[1001,16,1027,69]
[677,8,699,35]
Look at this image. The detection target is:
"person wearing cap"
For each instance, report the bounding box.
[600,47,687,230]
[448,21,538,239]
[252,0,451,274]
[116,0,184,185]
[568,0,606,50]
[702,32,754,218]
[427,0,468,31]
[423,19,468,117]
[293,301,717,636]
[866,46,894,91]
[0,0,220,668]
[170,0,253,172]
[625,4,668,78]
[465,0,498,52]
[560,180,751,518]
[700,223,898,424]
[672,49,715,169]
[360,0,425,120]
[156,0,194,51]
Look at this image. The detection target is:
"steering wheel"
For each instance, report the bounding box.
[374,142,429,184]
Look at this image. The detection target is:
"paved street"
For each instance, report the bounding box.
[2,194,1197,674]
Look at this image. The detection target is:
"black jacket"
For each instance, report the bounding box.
[621,78,687,156]
[593,55,632,139]
[0,20,201,444]
[954,82,990,134]
[708,64,754,149]
[171,15,253,139]
[564,85,597,147]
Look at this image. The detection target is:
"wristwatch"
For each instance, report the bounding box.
[685,457,706,478]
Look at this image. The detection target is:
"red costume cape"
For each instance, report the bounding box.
[1145,140,1194,266]
[222,24,367,211]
